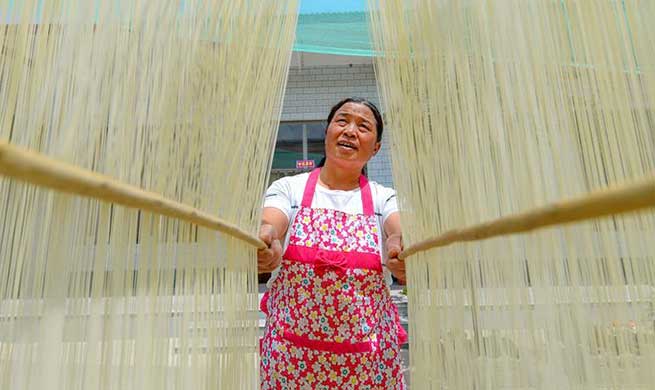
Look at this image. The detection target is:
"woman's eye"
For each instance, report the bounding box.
[360,126,371,132]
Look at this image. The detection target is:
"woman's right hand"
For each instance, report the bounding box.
[257,223,283,273]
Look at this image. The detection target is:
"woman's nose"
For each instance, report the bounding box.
[343,123,357,136]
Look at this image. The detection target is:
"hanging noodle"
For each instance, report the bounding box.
[0,1,297,389]
[369,1,655,389]
[3,0,655,389]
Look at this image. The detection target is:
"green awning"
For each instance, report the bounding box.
[294,11,372,57]
[294,0,373,56]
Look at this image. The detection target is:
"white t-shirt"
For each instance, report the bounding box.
[263,172,398,286]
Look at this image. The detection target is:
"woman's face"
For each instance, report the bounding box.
[325,102,381,169]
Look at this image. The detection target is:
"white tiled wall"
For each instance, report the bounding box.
[280,63,394,188]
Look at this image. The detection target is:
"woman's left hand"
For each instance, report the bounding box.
[386,233,406,284]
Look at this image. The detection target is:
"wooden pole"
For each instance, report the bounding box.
[0,140,267,250]
[3,140,653,259]
[399,175,655,260]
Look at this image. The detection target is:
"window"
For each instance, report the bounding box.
[270,121,325,182]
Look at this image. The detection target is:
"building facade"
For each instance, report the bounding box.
[271,52,394,188]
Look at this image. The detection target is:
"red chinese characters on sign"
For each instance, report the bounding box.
[296,160,315,170]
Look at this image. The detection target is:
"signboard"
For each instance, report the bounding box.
[296,159,315,170]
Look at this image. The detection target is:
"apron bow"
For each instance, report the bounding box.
[315,249,348,275]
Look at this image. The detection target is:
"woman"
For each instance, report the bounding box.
[258,97,407,390]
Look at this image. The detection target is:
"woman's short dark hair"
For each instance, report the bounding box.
[326,97,384,142]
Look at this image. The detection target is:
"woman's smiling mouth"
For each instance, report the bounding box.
[337,141,358,150]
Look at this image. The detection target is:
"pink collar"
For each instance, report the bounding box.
[301,168,375,216]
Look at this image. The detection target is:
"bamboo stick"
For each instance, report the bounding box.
[399,175,655,260]
[3,139,654,260]
[0,140,267,249]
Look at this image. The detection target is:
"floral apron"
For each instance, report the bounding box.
[260,168,406,390]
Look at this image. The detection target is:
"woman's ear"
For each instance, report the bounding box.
[373,142,381,156]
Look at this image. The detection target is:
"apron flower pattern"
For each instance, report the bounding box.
[261,169,406,390]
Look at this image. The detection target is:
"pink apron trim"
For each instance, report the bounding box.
[359,174,374,216]
[283,244,382,272]
[392,304,409,344]
[301,169,321,208]
[260,291,270,315]
[301,168,375,216]
[398,325,408,345]
[282,330,374,353]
